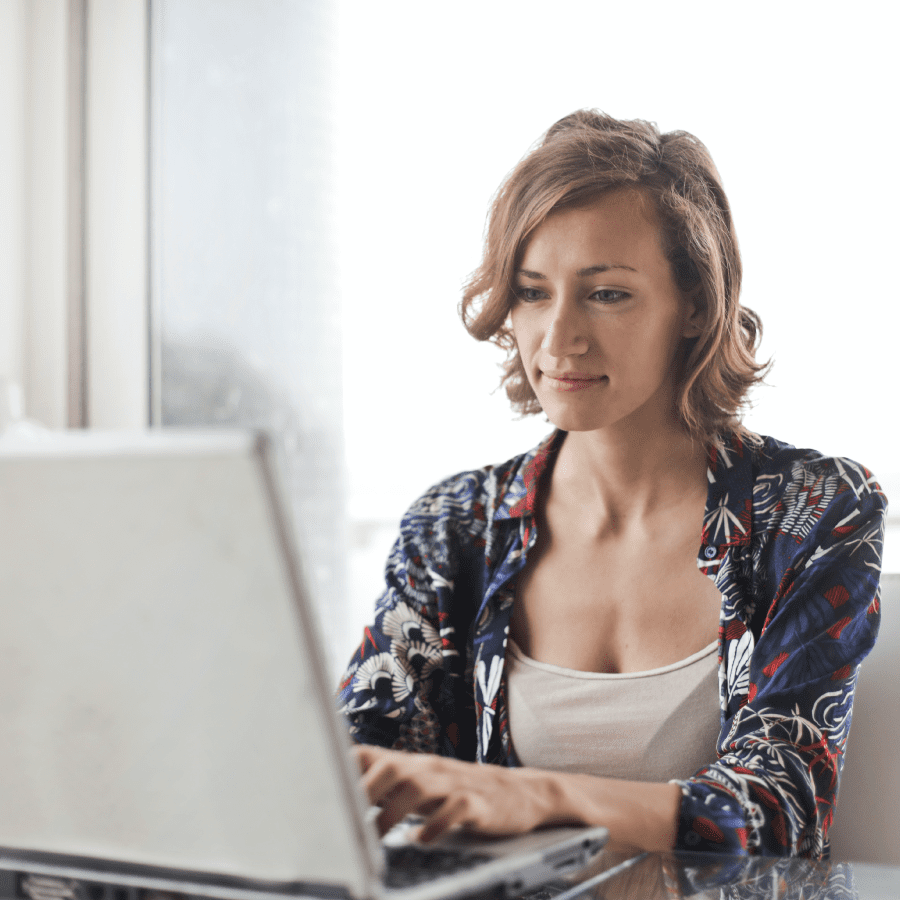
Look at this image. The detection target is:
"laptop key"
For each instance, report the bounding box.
[383,845,493,887]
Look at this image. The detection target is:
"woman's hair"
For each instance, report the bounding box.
[460,109,768,444]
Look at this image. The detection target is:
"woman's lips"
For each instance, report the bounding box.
[542,372,607,392]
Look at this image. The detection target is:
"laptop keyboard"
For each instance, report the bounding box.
[383,844,493,888]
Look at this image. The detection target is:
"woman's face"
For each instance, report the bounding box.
[510,189,701,437]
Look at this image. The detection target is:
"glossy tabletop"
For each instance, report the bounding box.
[540,850,900,900]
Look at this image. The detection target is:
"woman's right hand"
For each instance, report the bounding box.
[353,744,682,852]
[354,745,572,843]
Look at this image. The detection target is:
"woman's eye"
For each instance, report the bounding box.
[516,287,545,303]
[591,289,629,303]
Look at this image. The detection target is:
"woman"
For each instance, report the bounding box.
[339,110,886,858]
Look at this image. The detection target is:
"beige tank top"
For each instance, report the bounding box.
[506,638,721,782]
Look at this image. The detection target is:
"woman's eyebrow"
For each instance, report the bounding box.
[577,264,637,276]
[516,264,637,279]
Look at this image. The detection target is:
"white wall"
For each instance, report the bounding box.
[336,0,900,511]
[0,0,27,427]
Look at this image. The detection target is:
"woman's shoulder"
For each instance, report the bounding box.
[718,431,888,531]
[740,432,882,494]
[401,432,559,528]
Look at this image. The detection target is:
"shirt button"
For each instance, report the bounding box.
[704,546,718,560]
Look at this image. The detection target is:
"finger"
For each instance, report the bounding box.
[369,760,445,832]
[419,795,472,844]
[353,743,389,775]
[361,756,409,807]
[359,747,418,805]
[376,789,443,837]
[374,780,422,836]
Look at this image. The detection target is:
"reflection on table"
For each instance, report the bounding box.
[531,849,900,900]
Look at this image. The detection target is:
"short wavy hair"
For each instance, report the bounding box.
[460,110,768,444]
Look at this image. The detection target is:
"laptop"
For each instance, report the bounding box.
[0,430,608,900]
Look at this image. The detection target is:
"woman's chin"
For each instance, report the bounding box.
[540,409,613,434]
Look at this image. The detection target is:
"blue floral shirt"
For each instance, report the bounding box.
[339,431,887,858]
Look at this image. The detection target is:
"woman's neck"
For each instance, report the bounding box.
[551,422,709,531]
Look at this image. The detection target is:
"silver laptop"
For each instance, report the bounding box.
[0,430,607,900]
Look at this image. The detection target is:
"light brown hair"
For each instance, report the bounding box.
[460,109,768,444]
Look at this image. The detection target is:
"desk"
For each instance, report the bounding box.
[546,850,900,900]
[2,853,899,900]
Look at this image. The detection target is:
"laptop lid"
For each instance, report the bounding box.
[0,430,377,897]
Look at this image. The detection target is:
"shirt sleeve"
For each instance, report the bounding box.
[675,461,887,857]
[337,472,485,758]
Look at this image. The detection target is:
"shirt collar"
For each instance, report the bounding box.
[494,429,755,550]
[494,431,564,522]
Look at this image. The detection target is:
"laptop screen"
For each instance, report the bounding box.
[0,431,371,893]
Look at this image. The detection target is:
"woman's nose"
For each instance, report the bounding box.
[541,301,589,357]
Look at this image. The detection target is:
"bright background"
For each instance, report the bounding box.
[334,0,898,666]
[1,1,895,677]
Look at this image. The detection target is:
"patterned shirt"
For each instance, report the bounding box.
[339,431,887,858]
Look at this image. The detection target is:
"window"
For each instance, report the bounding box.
[151,1,345,670]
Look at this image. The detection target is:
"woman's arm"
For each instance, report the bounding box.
[339,466,497,757]
[675,456,887,857]
[356,744,681,852]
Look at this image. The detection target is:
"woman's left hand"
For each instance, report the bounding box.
[354,745,573,843]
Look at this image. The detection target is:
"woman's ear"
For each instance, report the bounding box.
[681,290,705,339]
